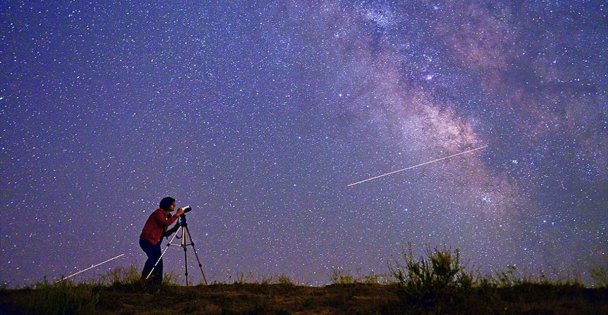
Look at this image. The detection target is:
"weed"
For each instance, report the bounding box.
[96,266,141,286]
[495,265,521,287]
[162,271,181,285]
[591,266,608,288]
[276,274,295,286]
[388,243,472,305]
[330,268,355,285]
[16,280,99,315]
[231,271,257,285]
[360,273,389,284]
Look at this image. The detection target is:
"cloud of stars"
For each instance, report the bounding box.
[1,1,606,286]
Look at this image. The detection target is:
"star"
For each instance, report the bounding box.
[1,0,605,287]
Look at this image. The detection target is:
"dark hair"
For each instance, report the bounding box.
[159,197,176,210]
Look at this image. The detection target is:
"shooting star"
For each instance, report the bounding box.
[347,145,488,187]
[56,253,125,282]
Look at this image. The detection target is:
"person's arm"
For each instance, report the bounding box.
[153,208,185,227]
[164,222,180,237]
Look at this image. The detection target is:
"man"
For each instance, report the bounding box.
[140,196,185,284]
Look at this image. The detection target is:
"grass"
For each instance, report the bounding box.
[10,280,99,315]
[1,247,607,314]
[329,268,390,285]
[388,244,473,305]
[591,265,608,288]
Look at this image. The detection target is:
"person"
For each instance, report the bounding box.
[139,196,185,285]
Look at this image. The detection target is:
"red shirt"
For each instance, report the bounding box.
[140,208,179,245]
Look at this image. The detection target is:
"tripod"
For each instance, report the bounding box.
[146,214,208,285]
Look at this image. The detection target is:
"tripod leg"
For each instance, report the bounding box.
[184,226,208,285]
[183,227,189,285]
[146,227,181,280]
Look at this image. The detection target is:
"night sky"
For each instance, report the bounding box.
[2,1,607,287]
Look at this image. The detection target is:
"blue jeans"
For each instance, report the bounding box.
[140,238,163,284]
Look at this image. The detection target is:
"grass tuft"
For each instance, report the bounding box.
[16,280,99,315]
[276,274,295,286]
[388,243,473,307]
[591,266,608,288]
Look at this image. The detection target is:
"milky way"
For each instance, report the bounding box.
[2,1,607,286]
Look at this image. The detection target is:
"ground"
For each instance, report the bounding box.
[1,283,607,314]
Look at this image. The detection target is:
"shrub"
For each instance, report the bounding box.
[591,266,608,288]
[388,244,472,304]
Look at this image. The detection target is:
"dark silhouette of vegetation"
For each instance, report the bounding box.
[9,280,99,315]
[388,244,473,311]
[592,266,608,288]
[1,247,607,314]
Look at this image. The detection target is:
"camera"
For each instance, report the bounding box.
[183,206,192,213]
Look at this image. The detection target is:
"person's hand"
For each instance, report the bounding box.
[175,208,185,217]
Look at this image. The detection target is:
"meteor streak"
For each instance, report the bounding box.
[347,145,488,187]
[56,253,125,282]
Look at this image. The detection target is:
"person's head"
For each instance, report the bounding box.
[159,196,176,212]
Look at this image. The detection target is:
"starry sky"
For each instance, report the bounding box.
[1,1,607,287]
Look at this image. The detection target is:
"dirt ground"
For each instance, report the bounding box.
[1,283,607,314]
